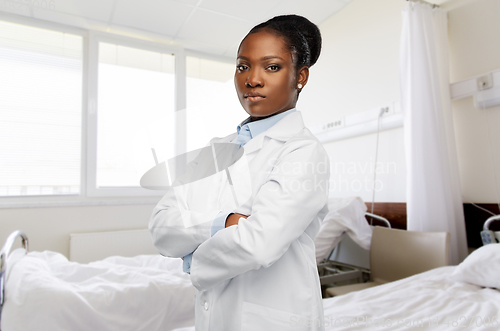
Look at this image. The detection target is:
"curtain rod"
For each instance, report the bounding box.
[406,0,440,8]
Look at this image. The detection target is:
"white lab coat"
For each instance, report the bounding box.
[149,111,330,331]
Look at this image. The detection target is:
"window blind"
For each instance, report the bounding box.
[0,20,83,196]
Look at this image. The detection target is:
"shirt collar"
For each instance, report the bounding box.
[237,108,297,138]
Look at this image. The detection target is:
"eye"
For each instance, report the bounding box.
[267,65,281,72]
[236,64,248,72]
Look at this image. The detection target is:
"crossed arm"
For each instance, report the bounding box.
[225,213,248,227]
[151,140,330,290]
[188,142,330,291]
[181,213,248,261]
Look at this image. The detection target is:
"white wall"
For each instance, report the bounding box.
[299,0,500,205]
[448,0,500,204]
[299,0,407,203]
[0,204,154,257]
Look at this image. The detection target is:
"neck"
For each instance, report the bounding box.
[249,107,294,123]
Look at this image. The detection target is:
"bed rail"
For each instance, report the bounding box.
[482,215,500,245]
[483,214,500,231]
[365,212,391,228]
[1,230,29,307]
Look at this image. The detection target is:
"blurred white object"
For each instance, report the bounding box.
[315,197,372,264]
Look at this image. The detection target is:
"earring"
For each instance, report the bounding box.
[297,83,303,89]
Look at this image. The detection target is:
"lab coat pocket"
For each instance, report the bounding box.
[241,301,311,331]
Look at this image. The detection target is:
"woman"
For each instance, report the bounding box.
[150,14,330,331]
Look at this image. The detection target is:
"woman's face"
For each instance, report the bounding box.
[234,30,308,121]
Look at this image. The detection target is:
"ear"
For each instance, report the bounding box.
[296,66,309,89]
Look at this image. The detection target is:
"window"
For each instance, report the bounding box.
[0,20,83,197]
[95,42,175,189]
[0,19,242,205]
[186,56,243,151]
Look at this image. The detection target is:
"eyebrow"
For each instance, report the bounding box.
[237,55,285,61]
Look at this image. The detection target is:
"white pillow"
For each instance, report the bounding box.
[450,243,500,289]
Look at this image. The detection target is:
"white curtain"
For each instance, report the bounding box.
[400,2,468,265]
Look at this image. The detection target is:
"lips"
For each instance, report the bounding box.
[244,92,265,102]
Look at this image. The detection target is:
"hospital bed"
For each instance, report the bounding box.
[321,245,500,330]
[0,231,196,331]
[321,216,500,330]
[0,197,384,331]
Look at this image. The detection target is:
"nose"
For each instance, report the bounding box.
[245,69,263,88]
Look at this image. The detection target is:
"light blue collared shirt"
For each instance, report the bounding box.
[237,108,296,140]
[183,108,297,274]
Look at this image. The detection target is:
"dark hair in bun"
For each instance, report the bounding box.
[245,14,322,71]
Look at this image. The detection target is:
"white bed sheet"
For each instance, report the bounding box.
[322,266,500,330]
[1,250,195,331]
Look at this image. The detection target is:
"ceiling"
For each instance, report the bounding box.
[0,0,355,59]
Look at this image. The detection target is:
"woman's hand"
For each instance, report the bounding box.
[225,213,249,228]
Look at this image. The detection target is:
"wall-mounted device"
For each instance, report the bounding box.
[451,69,500,108]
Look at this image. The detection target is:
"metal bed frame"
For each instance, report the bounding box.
[482,214,500,245]
[0,230,29,327]
[483,214,500,232]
